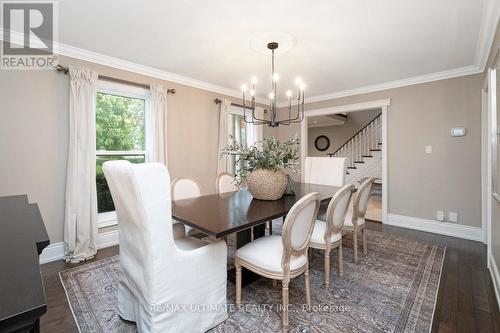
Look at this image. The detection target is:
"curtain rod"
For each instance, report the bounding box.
[55,65,176,94]
[214,98,254,110]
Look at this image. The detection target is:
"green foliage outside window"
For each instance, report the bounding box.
[96,93,145,151]
[96,92,146,213]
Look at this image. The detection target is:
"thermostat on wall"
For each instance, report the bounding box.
[451,127,466,137]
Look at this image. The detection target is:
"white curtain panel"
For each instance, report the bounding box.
[216,98,232,174]
[148,83,168,165]
[64,66,99,263]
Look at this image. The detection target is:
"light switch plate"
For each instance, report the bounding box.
[437,210,444,221]
[425,146,432,154]
[448,212,458,223]
[451,128,466,137]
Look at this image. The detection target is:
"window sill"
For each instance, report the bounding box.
[98,211,118,228]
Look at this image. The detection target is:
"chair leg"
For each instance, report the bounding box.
[272,279,277,288]
[362,229,367,255]
[338,240,344,277]
[353,230,358,263]
[282,281,289,333]
[305,263,311,307]
[268,220,273,235]
[236,262,242,308]
[324,250,330,288]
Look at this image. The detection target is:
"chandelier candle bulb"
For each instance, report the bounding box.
[239,41,306,127]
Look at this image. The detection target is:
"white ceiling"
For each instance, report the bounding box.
[308,115,346,128]
[50,1,495,101]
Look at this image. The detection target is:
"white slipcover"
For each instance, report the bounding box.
[304,156,346,187]
[103,161,228,333]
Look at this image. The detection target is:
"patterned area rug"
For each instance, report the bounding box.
[60,228,445,333]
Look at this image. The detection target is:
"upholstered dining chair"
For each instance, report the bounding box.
[342,177,375,263]
[171,177,205,238]
[304,156,347,187]
[171,177,201,200]
[309,184,354,287]
[304,156,347,222]
[216,172,239,194]
[235,192,321,333]
[103,161,228,333]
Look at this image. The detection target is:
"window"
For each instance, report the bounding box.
[227,105,261,175]
[95,80,150,227]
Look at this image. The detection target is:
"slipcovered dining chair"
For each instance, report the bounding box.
[216,172,239,194]
[171,177,205,238]
[304,156,347,222]
[309,184,354,287]
[304,156,346,187]
[235,192,321,333]
[103,161,228,333]
[342,177,375,263]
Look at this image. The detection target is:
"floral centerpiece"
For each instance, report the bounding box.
[221,136,300,200]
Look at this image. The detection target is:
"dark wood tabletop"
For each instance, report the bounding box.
[172,182,341,238]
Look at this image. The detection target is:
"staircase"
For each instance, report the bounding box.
[328,114,382,186]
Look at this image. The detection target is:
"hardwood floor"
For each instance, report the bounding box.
[40,222,500,333]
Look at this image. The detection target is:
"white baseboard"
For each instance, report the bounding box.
[39,229,119,264]
[386,214,483,242]
[489,252,500,311]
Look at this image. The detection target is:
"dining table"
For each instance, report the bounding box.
[171,182,342,286]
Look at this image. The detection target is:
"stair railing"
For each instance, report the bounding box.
[328,113,381,168]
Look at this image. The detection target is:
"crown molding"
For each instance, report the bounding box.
[475,0,500,71]
[0,29,269,104]
[59,42,270,104]
[276,65,483,107]
[2,1,500,108]
[58,42,269,104]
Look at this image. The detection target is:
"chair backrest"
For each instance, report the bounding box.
[353,177,375,220]
[171,178,201,200]
[103,161,176,299]
[304,157,346,187]
[281,192,321,271]
[216,173,239,194]
[325,184,354,240]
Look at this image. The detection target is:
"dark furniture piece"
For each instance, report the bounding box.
[0,195,50,333]
[172,182,341,285]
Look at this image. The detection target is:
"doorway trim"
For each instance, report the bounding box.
[300,99,391,224]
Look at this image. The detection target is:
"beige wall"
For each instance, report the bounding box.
[307,109,381,157]
[0,51,486,244]
[486,21,500,268]
[0,55,250,243]
[273,74,483,227]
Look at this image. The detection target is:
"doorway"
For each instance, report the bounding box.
[300,99,390,223]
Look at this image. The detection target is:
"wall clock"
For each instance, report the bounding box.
[314,135,330,152]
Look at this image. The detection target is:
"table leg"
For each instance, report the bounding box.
[228,223,267,286]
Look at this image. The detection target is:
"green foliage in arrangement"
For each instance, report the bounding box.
[221,136,300,185]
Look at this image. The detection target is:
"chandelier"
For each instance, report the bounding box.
[241,42,305,127]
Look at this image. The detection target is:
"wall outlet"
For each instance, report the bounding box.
[425,146,433,154]
[448,212,458,223]
[436,210,444,222]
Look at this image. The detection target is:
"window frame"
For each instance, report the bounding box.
[96,79,151,228]
[227,105,263,175]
